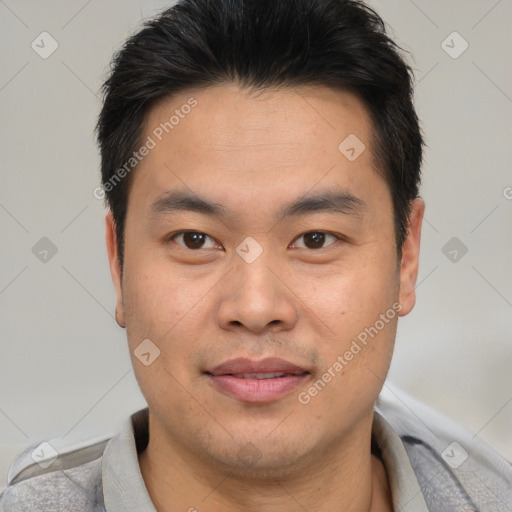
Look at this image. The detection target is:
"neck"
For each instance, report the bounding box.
[138,412,392,512]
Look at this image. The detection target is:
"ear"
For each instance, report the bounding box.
[398,198,425,317]
[105,211,126,328]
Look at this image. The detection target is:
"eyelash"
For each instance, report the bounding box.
[166,230,344,251]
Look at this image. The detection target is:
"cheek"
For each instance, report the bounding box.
[298,255,397,328]
[123,264,203,398]
[123,253,190,320]
[121,252,220,368]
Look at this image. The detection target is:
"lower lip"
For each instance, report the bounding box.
[208,374,310,403]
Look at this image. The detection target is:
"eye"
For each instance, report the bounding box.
[169,231,219,250]
[292,231,340,250]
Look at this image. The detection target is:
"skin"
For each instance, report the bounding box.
[106,82,424,512]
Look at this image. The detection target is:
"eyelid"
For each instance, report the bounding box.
[168,230,220,249]
[290,231,342,250]
[166,229,345,251]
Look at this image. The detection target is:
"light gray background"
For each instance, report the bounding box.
[1,0,511,493]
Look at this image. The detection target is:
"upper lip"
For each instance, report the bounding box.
[207,357,310,376]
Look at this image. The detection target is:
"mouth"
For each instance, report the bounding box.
[205,357,311,403]
[225,371,306,379]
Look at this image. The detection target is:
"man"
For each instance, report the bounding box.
[1,0,511,510]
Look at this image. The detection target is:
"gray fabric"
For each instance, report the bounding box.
[0,459,104,511]
[1,391,511,511]
[372,411,429,511]
[101,410,156,512]
[376,387,512,511]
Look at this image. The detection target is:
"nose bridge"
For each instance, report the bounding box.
[232,239,279,305]
[216,239,297,332]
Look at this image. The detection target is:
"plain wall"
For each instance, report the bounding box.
[1,0,511,492]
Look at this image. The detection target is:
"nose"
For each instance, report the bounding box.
[216,248,298,334]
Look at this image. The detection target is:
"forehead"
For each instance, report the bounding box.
[128,83,388,219]
[143,82,373,158]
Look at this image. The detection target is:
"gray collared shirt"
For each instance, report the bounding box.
[103,408,429,512]
[2,388,511,511]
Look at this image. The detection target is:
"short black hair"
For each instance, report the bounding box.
[96,0,423,267]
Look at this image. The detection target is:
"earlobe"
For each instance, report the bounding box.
[398,198,425,317]
[105,211,126,328]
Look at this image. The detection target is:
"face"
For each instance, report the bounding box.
[106,83,423,476]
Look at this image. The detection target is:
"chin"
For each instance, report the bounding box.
[212,448,311,482]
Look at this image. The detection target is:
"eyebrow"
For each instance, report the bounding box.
[149,188,366,221]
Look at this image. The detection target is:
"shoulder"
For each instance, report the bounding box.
[0,435,110,512]
[376,385,512,511]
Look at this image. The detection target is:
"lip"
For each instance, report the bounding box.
[209,357,309,376]
[206,357,310,403]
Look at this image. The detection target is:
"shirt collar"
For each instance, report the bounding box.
[101,408,156,512]
[101,407,428,512]
[372,411,429,511]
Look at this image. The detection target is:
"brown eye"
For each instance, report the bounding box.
[171,231,217,250]
[294,231,338,250]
